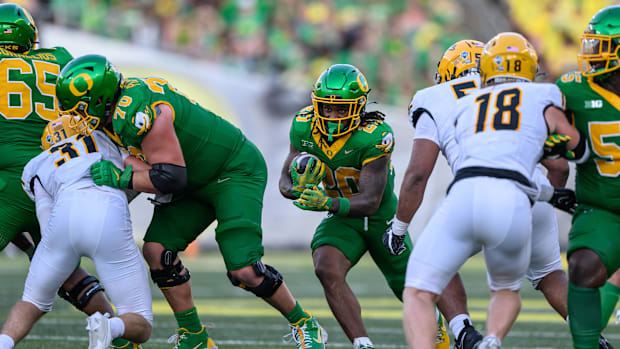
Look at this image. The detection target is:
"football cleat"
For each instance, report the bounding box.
[435,320,450,349]
[474,336,501,349]
[284,315,328,349]
[111,338,143,349]
[167,326,217,349]
[455,320,483,349]
[86,312,113,349]
[600,335,615,349]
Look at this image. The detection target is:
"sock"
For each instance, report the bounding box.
[449,314,472,339]
[600,281,620,327]
[353,337,374,349]
[285,301,308,324]
[110,317,125,339]
[174,307,203,332]
[0,334,14,349]
[569,282,601,349]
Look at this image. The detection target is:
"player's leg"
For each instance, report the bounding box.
[1,197,81,346]
[527,201,567,319]
[567,205,620,349]
[213,140,325,348]
[85,191,152,345]
[480,180,532,343]
[311,215,371,347]
[600,269,620,327]
[366,215,452,349]
[404,180,480,349]
[143,196,217,348]
[0,171,39,255]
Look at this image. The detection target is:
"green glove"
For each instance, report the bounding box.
[543,134,575,160]
[291,157,326,197]
[294,185,332,211]
[91,160,133,189]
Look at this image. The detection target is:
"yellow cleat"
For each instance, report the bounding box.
[435,321,450,349]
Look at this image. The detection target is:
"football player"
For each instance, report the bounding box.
[54,54,327,349]
[0,116,153,349]
[556,5,620,349]
[278,63,463,349]
[0,4,141,349]
[384,39,613,349]
[401,32,586,349]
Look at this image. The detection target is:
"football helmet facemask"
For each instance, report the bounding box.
[435,40,485,84]
[41,115,87,150]
[56,54,122,135]
[0,3,37,53]
[577,5,620,79]
[479,32,538,85]
[312,64,369,141]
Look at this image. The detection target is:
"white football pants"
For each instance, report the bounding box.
[406,177,532,294]
[22,188,153,324]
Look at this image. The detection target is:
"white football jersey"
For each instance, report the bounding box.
[409,75,481,173]
[22,130,128,200]
[453,82,564,180]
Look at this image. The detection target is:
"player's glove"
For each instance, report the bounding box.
[91,160,133,189]
[549,187,578,214]
[291,157,326,197]
[294,185,332,211]
[543,134,576,160]
[382,225,407,256]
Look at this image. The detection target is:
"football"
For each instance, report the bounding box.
[291,152,318,175]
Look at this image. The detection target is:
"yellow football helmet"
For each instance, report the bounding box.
[479,32,538,85]
[435,40,485,84]
[41,115,86,150]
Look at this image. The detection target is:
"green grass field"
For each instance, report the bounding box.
[1,250,618,349]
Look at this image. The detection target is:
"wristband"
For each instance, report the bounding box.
[336,197,350,216]
[392,217,409,236]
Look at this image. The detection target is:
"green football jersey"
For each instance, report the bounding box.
[110,77,246,187]
[556,71,620,212]
[290,106,397,218]
[0,46,73,171]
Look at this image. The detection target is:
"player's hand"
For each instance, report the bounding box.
[382,225,407,255]
[291,157,326,197]
[294,185,332,211]
[91,160,133,189]
[549,187,578,214]
[543,134,575,160]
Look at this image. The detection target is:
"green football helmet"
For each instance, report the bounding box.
[577,5,620,79]
[56,54,122,133]
[312,64,369,141]
[0,3,37,53]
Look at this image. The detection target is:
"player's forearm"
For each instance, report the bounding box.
[131,170,160,194]
[278,174,297,200]
[331,193,382,217]
[396,172,428,223]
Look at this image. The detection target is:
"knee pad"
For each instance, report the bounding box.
[57,275,105,310]
[227,260,283,298]
[150,249,191,288]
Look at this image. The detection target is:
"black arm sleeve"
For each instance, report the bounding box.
[149,163,187,194]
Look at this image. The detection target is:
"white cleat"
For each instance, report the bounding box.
[475,336,501,349]
[86,312,113,349]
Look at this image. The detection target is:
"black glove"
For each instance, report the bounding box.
[382,226,407,256]
[549,187,578,214]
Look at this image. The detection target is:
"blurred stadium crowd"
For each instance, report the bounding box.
[15,0,616,106]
